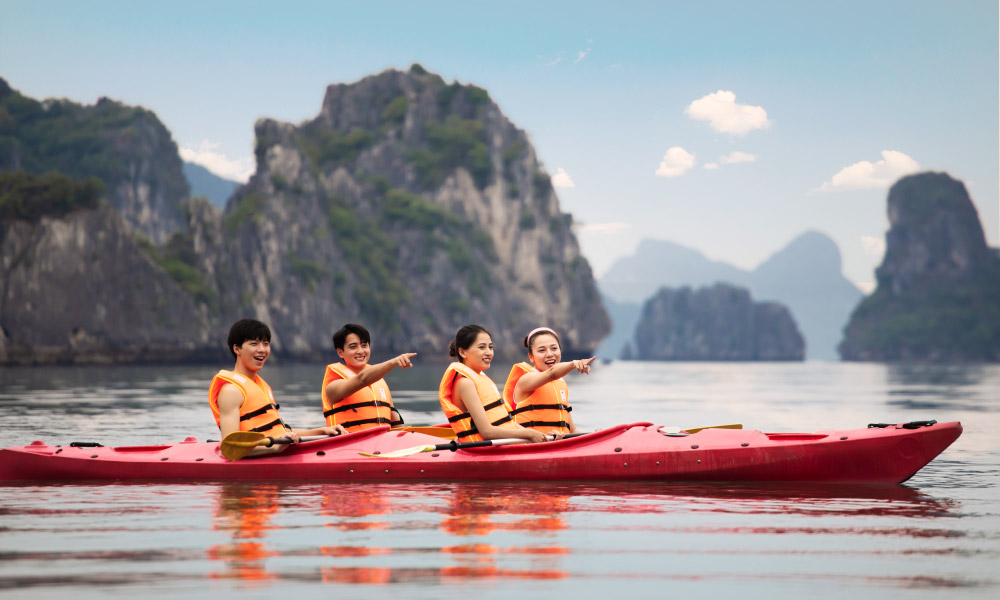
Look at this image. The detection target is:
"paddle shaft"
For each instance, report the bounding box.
[432,432,586,452]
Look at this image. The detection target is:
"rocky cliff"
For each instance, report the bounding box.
[839,172,1000,362]
[625,284,804,361]
[0,78,189,243]
[0,67,609,363]
[0,172,214,364]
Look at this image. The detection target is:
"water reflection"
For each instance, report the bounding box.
[200,480,962,586]
[208,484,281,582]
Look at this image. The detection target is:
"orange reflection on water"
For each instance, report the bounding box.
[207,484,281,583]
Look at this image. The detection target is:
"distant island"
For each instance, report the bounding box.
[598,231,862,360]
[839,172,1000,362]
[622,284,804,361]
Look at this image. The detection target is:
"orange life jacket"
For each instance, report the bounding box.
[321,362,401,431]
[209,370,289,438]
[503,362,572,434]
[438,362,516,442]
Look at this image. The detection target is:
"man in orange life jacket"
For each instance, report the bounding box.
[210,319,346,457]
[321,323,417,432]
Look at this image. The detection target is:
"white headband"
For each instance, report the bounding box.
[526,327,558,340]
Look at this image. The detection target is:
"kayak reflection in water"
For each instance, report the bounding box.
[438,325,548,444]
[503,327,594,436]
[209,319,346,457]
[321,323,417,432]
[208,483,281,583]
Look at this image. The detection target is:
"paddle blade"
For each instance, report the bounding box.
[684,424,743,434]
[221,431,266,461]
[360,444,436,458]
[398,426,456,439]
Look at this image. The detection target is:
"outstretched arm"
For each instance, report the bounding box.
[324,353,417,402]
[513,357,596,404]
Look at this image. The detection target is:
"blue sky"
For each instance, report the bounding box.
[2,0,997,291]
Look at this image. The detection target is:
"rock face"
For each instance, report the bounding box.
[0,67,609,363]
[191,66,608,359]
[0,203,214,364]
[839,172,1000,362]
[0,78,189,243]
[626,284,804,361]
[599,232,862,360]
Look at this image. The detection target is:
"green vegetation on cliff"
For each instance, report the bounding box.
[0,79,186,201]
[0,170,103,221]
[408,115,492,189]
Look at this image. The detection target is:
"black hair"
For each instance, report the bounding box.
[524,327,560,352]
[228,318,271,357]
[448,324,492,363]
[333,323,371,350]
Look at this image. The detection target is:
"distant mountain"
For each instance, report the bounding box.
[182,162,238,208]
[599,231,863,360]
[840,172,1000,362]
[627,283,804,361]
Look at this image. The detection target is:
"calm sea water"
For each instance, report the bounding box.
[0,361,997,599]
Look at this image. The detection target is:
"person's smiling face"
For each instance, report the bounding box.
[337,333,371,371]
[528,333,561,372]
[459,332,494,373]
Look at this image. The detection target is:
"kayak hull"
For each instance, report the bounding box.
[0,421,962,484]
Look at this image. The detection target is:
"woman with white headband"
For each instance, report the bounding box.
[502,327,595,435]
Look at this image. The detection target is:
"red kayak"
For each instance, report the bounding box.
[0,421,961,484]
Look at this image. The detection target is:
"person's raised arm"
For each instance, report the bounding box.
[217,383,291,456]
[324,353,417,402]
[457,378,546,443]
[513,357,596,404]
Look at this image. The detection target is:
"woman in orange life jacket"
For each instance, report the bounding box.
[503,327,595,435]
[209,319,347,457]
[321,323,417,432]
[438,324,547,444]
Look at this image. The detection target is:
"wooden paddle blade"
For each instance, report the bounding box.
[359,444,437,458]
[221,431,266,461]
[684,424,743,434]
[398,426,456,439]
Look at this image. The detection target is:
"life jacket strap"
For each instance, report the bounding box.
[510,403,569,416]
[249,418,284,433]
[338,416,390,429]
[518,420,571,429]
[325,400,381,417]
[241,404,279,421]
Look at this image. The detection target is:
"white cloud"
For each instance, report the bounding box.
[816,150,920,192]
[685,90,771,135]
[861,235,886,258]
[703,162,720,170]
[551,167,575,188]
[855,280,877,294]
[719,151,757,164]
[575,39,592,63]
[576,221,631,234]
[655,146,696,177]
[179,140,254,183]
[546,57,562,67]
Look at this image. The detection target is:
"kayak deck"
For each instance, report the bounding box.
[0,421,962,484]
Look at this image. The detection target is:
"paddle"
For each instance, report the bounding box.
[360,433,580,458]
[221,431,332,461]
[394,426,457,439]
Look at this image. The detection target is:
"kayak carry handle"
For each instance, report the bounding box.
[69,442,104,448]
